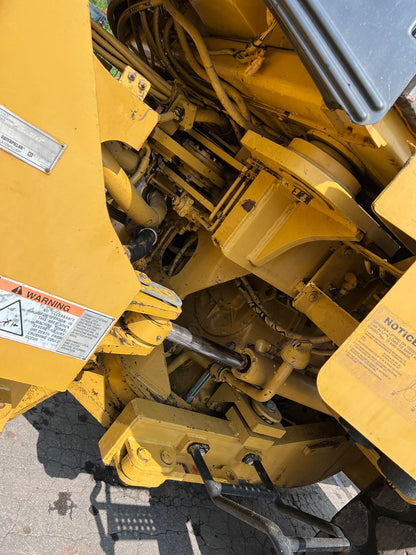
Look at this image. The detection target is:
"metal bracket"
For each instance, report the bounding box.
[119,66,151,101]
[137,272,182,308]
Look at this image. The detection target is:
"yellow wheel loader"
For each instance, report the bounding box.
[1,1,416,551]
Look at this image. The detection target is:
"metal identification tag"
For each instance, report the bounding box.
[0,105,66,173]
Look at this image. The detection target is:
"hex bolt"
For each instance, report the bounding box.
[242,453,262,466]
[187,443,210,457]
[128,71,137,81]
[138,80,147,90]
[156,335,162,341]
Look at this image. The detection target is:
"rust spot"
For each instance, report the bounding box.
[241,199,256,212]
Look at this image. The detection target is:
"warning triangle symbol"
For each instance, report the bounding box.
[0,300,23,336]
[11,286,23,295]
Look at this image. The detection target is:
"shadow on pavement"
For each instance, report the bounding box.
[24,391,343,554]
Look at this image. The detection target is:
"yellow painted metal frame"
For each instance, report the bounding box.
[0,1,142,390]
[95,59,158,150]
[373,154,416,254]
[318,261,416,481]
[318,161,416,482]
[99,397,361,488]
[213,168,356,297]
[2,0,415,500]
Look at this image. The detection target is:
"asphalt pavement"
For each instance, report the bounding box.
[0,392,358,554]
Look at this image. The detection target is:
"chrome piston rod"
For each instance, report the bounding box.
[168,323,247,370]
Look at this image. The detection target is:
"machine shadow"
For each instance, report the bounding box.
[24,391,343,554]
[23,392,201,554]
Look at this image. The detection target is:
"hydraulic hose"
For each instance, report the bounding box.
[162,0,252,130]
[92,40,127,73]
[140,10,159,64]
[91,19,172,99]
[102,145,166,227]
[173,23,251,122]
[235,277,329,345]
[163,18,219,100]
[116,1,151,39]
[153,7,183,81]
[92,31,130,65]
[194,108,228,127]
[105,141,140,173]
[127,228,157,262]
[130,144,151,185]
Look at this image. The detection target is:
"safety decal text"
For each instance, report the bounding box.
[0,276,114,360]
[338,305,416,421]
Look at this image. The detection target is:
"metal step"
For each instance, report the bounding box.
[188,443,351,554]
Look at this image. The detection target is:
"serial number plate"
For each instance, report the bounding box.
[0,105,66,173]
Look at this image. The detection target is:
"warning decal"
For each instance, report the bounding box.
[0,300,23,336]
[338,305,416,422]
[0,276,114,360]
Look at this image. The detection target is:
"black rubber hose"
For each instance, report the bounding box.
[235,277,329,344]
[127,228,157,262]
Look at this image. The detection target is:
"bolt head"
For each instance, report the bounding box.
[265,400,277,412]
[128,71,136,81]
[138,80,147,90]
[160,449,174,466]
[309,291,319,302]
[242,453,261,465]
